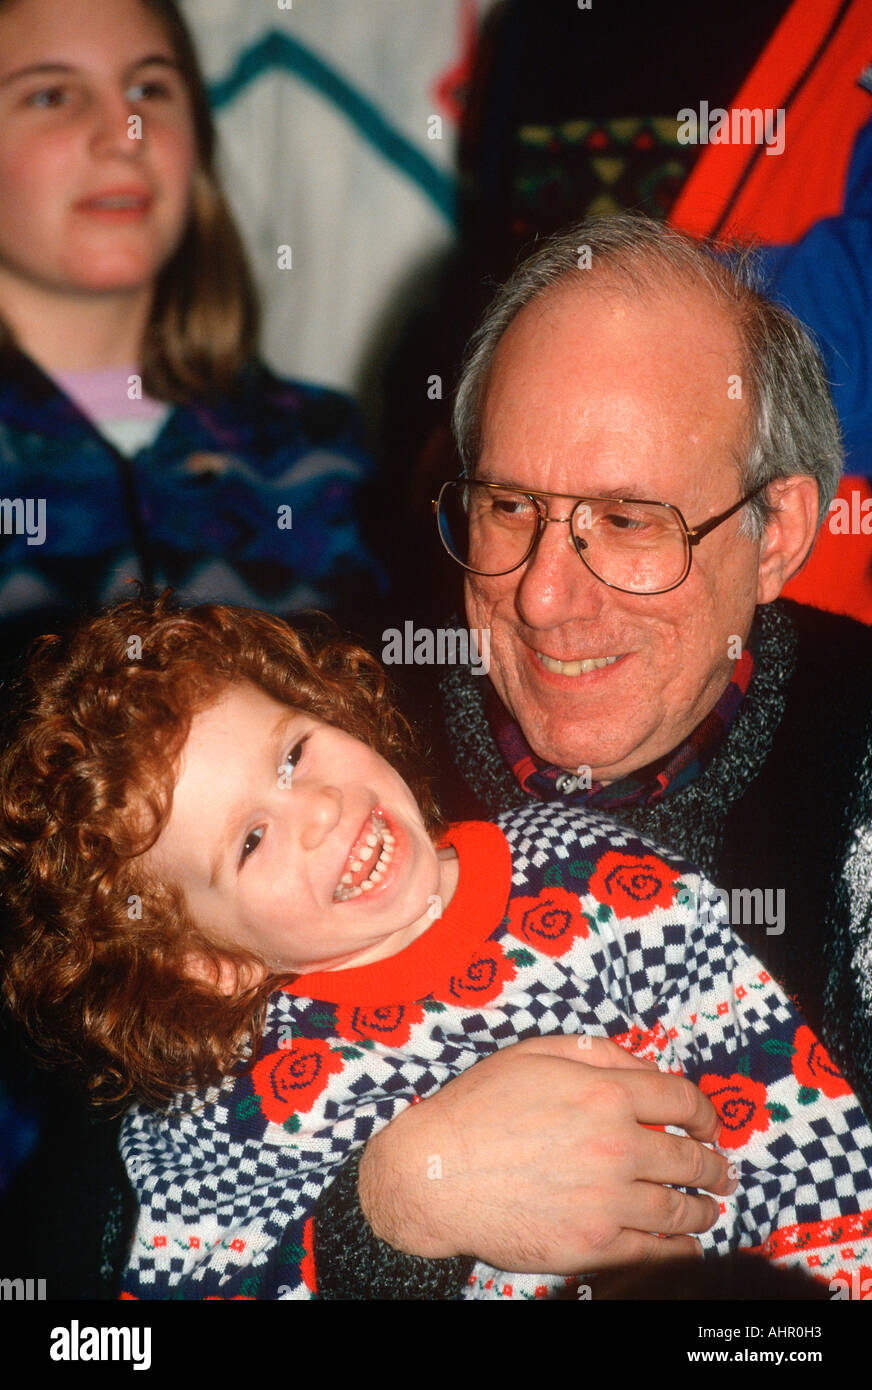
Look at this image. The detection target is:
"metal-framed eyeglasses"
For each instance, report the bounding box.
[433,477,769,596]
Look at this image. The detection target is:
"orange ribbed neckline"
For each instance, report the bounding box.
[283,820,512,1004]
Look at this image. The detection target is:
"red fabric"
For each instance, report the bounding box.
[670,0,872,243]
[755,1212,872,1263]
[782,477,872,621]
[670,0,872,624]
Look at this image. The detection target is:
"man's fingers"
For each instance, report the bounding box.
[505,1032,660,1069]
[479,1034,723,1143]
[600,1229,704,1270]
[637,1127,736,1196]
[624,1180,721,1238]
[607,1066,722,1143]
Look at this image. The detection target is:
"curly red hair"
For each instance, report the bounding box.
[0,595,441,1109]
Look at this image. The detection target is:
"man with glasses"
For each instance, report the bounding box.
[313,214,872,1299]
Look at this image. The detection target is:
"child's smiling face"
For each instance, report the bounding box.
[145,683,455,976]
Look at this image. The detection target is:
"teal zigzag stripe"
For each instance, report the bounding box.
[208,29,457,225]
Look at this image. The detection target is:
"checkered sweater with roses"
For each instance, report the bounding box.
[120,805,872,1299]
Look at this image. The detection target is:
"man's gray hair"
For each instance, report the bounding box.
[452,213,842,536]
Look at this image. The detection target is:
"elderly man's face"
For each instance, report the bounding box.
[464,280,771,781]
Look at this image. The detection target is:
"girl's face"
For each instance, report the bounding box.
[145,683,456,976]
[0,0,197,302]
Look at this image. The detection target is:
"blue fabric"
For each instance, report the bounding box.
[0,350,387,640]
[757,115,872,479]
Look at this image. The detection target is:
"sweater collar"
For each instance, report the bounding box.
[283,820,511,1003]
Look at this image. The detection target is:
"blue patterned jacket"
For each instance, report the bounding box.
[0,348,386,651]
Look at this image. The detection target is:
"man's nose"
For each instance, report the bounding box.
[296,785,343,851]
[514,515,606,628]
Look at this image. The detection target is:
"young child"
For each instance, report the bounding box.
[0,0,382,652]
[2,596,871,1300]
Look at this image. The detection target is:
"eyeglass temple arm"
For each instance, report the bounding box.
[686,482,769,546]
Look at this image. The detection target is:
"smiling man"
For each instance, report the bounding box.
[437,215,861,1032]
[311,215,872,1301]
[457,276,805,782]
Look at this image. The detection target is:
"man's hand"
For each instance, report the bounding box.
[358,1035,734,1274]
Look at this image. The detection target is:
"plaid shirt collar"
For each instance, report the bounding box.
[491,626,757,811]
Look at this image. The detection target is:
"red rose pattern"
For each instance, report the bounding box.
[438,944,516,1007]
[251,1037,344,1125]
[506,887,589,958]
[587,851,681,918]
[698,1073,770,1149]
[335,1003,426,1048]
[791,1025,852,1098]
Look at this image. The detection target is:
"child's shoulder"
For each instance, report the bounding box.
[492,801,697,879]
[490,802,719,933]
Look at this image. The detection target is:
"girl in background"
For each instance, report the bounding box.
[0,0,384,657]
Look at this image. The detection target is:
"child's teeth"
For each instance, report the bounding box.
[333,811,397,899]
[333,883,362,901]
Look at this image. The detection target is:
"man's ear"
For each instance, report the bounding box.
[756,475,821,603]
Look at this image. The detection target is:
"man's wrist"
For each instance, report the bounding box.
[313,1146,475,1300]
[357,1124,435,1253]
